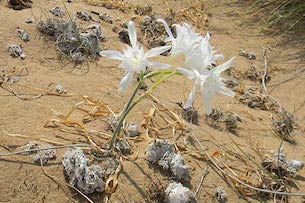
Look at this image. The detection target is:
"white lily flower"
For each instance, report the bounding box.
[182,36,224,73]
[157,19,204,58]
[100,21,171,91]
[178,57,235,114]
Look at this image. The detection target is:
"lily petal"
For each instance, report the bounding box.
[220,84,235,97]
[119,72,133,91]
[146,46,171,58]
[128,21,137,48]
[213,56,235,74]
[177,68,195,80]
[99,50,123,60]
[157,19,174,40]
[148,62,171,70]
[183,84,196,109]
[201,89,213,115]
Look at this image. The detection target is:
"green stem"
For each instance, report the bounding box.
[133,70,178,106]
[108,78,143,149]
[108,70,178,150]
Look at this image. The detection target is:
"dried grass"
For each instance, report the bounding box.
[253,0,305,37]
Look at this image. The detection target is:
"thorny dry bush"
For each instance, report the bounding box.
[37,16,102,68]
[146,178,168,202]
[140,15,171,51]
[177,103,199,125]
[271,107,298,142]
[8,0,32,10]
[234,84,300,141]
[205,109,242,134]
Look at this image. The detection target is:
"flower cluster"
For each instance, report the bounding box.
[100,20,235,114]
[158,19,235,114]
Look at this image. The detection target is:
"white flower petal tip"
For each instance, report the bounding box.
[148,62,171,70]
[146,46,171,58]
[214,56,236,74]
[202,93,212,115]
[128,21,137,48]
[156,19,174,40]
[220,87,235,98]
[118,72,133,92]
[183,84,196,109]
[99,50,123,60]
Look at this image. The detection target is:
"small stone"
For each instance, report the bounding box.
[55,84,67,94]
[283,160,304,176]
[16,28,30,42]
[25,18,33,23]
[239,49,256,60]
[126,123,139,137]
[146,140,173,164]
[76,11,92,21]
[215,186,227,203]
[99,13,113,24]
[7,44,26,59]
[21,142,39,155]
[114,139,131,155]
[86,24,104,39]
[146,140,190,183]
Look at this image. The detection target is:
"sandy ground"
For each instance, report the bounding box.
[0,0,305,202]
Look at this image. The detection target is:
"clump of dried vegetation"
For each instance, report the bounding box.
[164,0,209,29]
[210,138,304,202]
[146,178,168,202]
[271,107,298,142]
[37,15,102,67]
[233,85,279,111]
[140,15,169,51]
[253,0,305,37]
[176,103,199,125]
[206,109,241,133]
[84,0,133,11]
[8,0,32,10]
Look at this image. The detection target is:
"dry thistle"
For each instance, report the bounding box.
[8,0,32,10]
[206,109,241,133]
[271,108,298,142]
[146,178,167,202]
[177,102,199,125]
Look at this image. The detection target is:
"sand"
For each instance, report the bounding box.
[0,0,304,202]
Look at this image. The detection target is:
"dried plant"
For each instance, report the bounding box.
[271,108,298,142]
